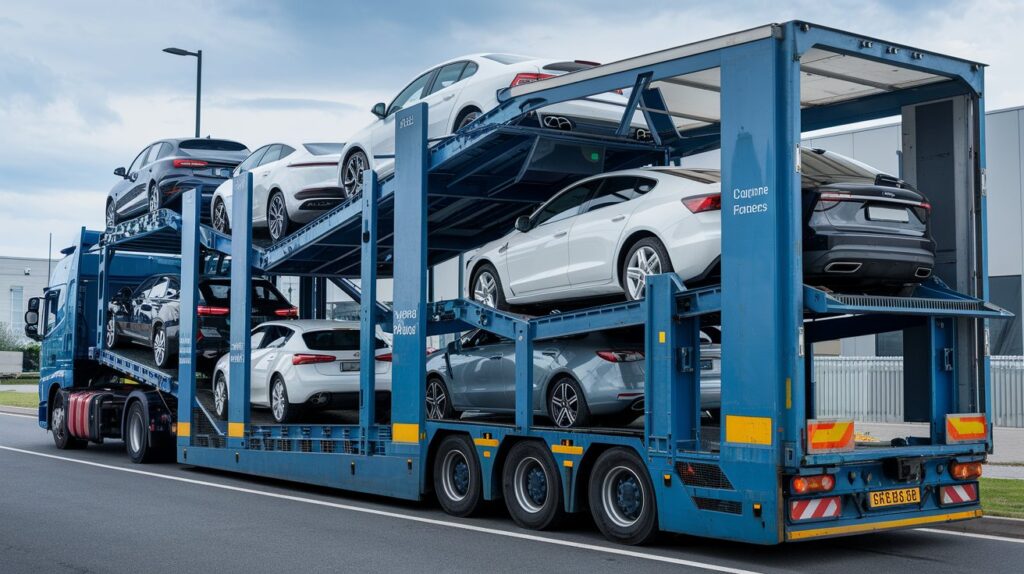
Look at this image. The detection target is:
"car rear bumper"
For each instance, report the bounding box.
[303,390,390,410]
[804,232,934,287]
[290,186,348,223]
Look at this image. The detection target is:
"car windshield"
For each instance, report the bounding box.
[661,169,721,184]
[482,53,533,65]
[179,139,248,152]
[302,329,388,351]
[303,143,344,155]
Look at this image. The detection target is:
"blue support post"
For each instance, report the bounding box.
[513,320,534,430]
[390,103,428,445]
[904,317,956,443]
[314,277,328,319]
[176,188,202,454]
[228,173,253,448]
[359,169,380,444]
[299,277,314,319]
[616,72,652,137]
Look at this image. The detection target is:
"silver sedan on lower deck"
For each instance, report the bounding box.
[425,326,721,428]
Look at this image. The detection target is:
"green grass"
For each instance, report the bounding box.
[1,377,39,385]
[0,392,38,408]
[981,477,1024,519]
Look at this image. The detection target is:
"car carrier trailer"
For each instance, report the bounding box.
[26,21,1010,545]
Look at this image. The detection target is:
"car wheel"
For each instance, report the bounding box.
[471,263,508,310]
[212,198,230,234]
[270,375,296,424]
[105,199,118,228]
[548,376,590,429]
[267,191,291,243]
[213,372,228,420]
[455,108,481,132]
[341,150,369,198]
[502,441,565,530]
[148,182,161,214]
[623,237,674,301]
[426,376,457,420]
[152,325,175,369]
[51,392,85,450]
[588,448,658,545]
[105,316,119,349]
[433,435,482,517]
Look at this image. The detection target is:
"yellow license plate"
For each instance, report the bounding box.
[869,487,921,508]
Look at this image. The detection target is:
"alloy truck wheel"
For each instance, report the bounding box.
[548,377,590,429]
[270,376,295,423]
[105,200,118,228]
[471,263,508,311]
[213,373,228,420]
[503,441,565,530]
[51,392,85,450]
[589,448,658,545]
[148,183,161,214]
[212,199,230,234]
[342,150,368,198]
[425,376,456,420]
[105,316,118,349]
[433,435,482,517]
[152,325,174,369]
[267,191,291,242]
[125,401,157,464]
[623,238,673,301]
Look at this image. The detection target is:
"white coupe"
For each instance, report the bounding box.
[210,142,344,242]
[337,53,647,197]
[211,320,393,424]
[466,168,722,309]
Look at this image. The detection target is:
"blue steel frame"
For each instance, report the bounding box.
[164,22,996,545]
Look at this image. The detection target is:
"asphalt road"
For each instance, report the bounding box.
[2,410,1023,574]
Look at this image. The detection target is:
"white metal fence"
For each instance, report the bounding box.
[814,356,1024,428]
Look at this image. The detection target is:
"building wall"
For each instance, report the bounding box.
[0,256,51,341]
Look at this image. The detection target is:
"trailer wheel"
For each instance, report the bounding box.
[51,391,85,450]
[126,401,158,464]
[502,441,565,530]
[433,435,482,517]
[588,448,658,545]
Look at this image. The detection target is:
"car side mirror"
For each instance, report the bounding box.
[114,167,127,178]
[116,287,134,302]
[446,341,457,355]
[371,102,387,119]
[514,215,531,233]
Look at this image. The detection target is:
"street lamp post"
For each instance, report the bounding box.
[163,47,202,137]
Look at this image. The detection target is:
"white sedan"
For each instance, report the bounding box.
[211,320,392,424]
[210,142,344,242]
[466,168,722,309]
[338,53,647,197]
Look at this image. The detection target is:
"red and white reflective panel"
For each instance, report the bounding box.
[790,496,842,521]
[940,483,978,506]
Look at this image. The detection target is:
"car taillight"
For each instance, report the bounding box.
[596,350,644,363]
[681,193,721,213]
[173,159,209,168]
[791,474,835,494]
[376,353,393,362]
[814,191,852,211]
[196,305,229,316]
[292,354,336,365]
[950,461,983,480]
[913,201,931,221]
[510,72,556,87]
[274,307,299,318]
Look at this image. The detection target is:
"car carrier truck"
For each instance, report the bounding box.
[24,21,1008,545]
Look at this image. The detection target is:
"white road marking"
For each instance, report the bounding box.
[916,528,1024,544]
[0,411,36,419]
[985,515,1024,523]
[0,445,761,574]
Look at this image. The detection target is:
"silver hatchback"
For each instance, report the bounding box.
[425,326,721,428]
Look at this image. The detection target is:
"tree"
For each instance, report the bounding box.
[0,322,23,352]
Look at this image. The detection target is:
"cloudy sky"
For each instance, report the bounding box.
[1,0,1022,258]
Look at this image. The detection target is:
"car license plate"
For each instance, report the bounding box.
[200,327,221,338]
[868,487,920,508]
[217,168,233,178]
[867,206,909,223]
[340,361,359,372]
[700,359,713,371]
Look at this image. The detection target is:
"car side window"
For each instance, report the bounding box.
[156,142,175,160]
[237,146,269,174]
[143,144,163,165]
[250,328,266,349]
[459,61,478,81]
[533,182,598,226]
[133,277,159,298]
[259,145,282,166]
[584,176,643,213]
[127,146,149,174]
[429,62,467,95]
[148,278,170,299]
[165,277,180,299]
[260,325,292,349]
[278,145,295,159]
[388,71,434,116]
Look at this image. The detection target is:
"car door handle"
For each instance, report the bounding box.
[553,231,567,238]
[541,350,558,357]
[488,355,502,360]
[261,172,269,177]
[443,94,455,101]
[611,215,625,222]
[498,242,508,254]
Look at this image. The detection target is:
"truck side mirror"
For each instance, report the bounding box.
[114,167,127,178]
[24,298,41,341]
[514,215,531,233]
[371,102,387,119]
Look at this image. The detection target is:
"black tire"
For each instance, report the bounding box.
[588,448,658,545]
[105,315,119,349]
[267,190,291,243]
[341,149,369,198]
[622,237,674,301]
[470,263,508,311]
[547,376,591,429]
[105,199,118,228]
[125,401,158,464]
[502,441,566,530]
[454,107,482,132]
[425,376,457,420]
[270,375,297,424]
[212,198,230,234]
[433,435,482,517]
[51,391,85,450]
[213,371,228,420]
[152,324,175,369]
[148,182,161,214]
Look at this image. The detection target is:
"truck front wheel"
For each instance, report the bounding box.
[51,391,85,450]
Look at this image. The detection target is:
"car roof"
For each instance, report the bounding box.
[259,319,361,332]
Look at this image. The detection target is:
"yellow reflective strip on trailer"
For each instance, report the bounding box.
[725,415,772,445]
[392,423,420,443]
[551,444,584,455]
[228,422,245,438]
[474,438,499,447]
[786,509,982,540]
[177,422,190,437]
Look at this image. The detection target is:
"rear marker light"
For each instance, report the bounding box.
[196,305,229,316]
[681,194,721,213]
[940,483,978,506]
[790,496,842,521]
[510,72,556,87]
[950,461,983,480]
[292,354,336,365]
[173,159,209,168]
[274,307,299,318]
[791,474,836,494]
[596,350,644,363]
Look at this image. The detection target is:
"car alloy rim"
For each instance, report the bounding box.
[513,456,548,513]
[272,381,286,421]
[153,329,166,365]
[106,318,115,348]
[214,376,226,416]
[106,203,116,227]
[426,379,447,419]
[53,403,65,440]
[473,272,497,308]
[626,246,662,300]
[268,195,286,240]
[550,381,579,428]
[343,153,366,197]
[602,465,644,528]
[149,186,160,213]
[458,112,480,130]
[129,410,144,454]
[213,201,227,232]
[441,450,470,502]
